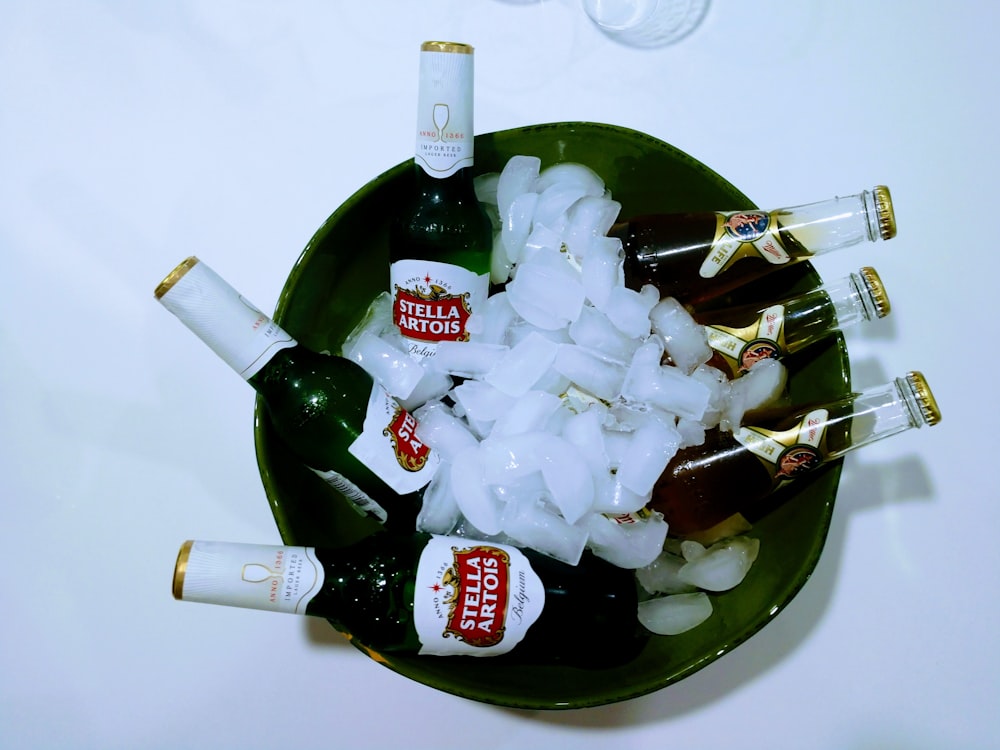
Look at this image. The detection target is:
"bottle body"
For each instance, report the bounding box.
[174,532,647,667]
[389,41,493,360]
[648,372,940,536]
[155,257,439,526]
[618,187,895,307]
[697,266,890,379]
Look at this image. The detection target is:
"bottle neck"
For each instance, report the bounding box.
[174,540,328,616]
[826,373,937,460]
[414,43,476,179]
[699,267,890,366]
[773,187,894,257]
[156,257,297,380]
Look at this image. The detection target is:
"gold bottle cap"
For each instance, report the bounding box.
[155,256,200,299]
[905,371,942,426]
[421,41,474,54]
[172,540,194,600]
[873,185,896,240]
[859,266,891,318]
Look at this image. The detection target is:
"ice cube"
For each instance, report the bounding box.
[561,407,610,476]
[450,446,505,536]
[397,366,454,412]
[500,495,589,566]
[490,390,565,437]
[342,330,424,400]
[563,196,621,259]
[635,550,697,595]
[536,434,595,523]
[616,414,681,496]
[553,344,627,402]
[429,341,508,379]
[721,358,787,431]
[637,593,713,635]
[601,284,657,339]
[534,161,605,197]
[583,510,668,569]
[412,400,479,462]
[501,191,538,264]
[506,247,585,330]
[650,297,712,375]
[416,468,462,535]
[466,291,518,346]
[676,416,707,449]
[568,304,639,363]
[497,154,541,221]
[451,379,516,423]
[533,182,591,230]
[621,342,712,421]
[485,331,559,397]
[581,236,624,309]
[478,433,544,486]
[677,536,761,592]
[522,223,567,264]
[590,471,650,514]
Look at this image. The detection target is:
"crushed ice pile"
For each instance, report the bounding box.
[343,155,786,635]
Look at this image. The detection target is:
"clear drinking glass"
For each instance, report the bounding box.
[581,0,709,48]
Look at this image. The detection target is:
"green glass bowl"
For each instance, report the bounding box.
[253,122,849,709]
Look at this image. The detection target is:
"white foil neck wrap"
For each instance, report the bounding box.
[158,259,296,379]
[178,541,323,615]
[414,47,475,178]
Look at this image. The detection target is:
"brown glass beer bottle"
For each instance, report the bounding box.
[648,371,940,537]
[617,186,896,306]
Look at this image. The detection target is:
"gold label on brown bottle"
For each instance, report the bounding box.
[699,211,791,278]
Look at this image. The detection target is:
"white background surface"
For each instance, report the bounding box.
[2,1,996,748]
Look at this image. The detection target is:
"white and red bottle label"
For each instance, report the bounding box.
[390,259,488,359]
[413,536,545,656]
[348,381,440,494]
[315,382,440,521]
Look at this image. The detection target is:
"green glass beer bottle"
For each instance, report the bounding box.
[697,266,891,379]
[173,531,648,667]
[389,41,494,361]
[648,371,941,537]
[155,257,439,527]
[617,186,896,307]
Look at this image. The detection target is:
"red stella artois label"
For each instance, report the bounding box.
[413,536,545,656]
[389,259,489,359]
[347,382,440,496]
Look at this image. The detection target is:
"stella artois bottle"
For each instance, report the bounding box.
[155,257,439,527]
[697,266,891,379]
[173,531,648,666]
[648,371,941,537]
[389,41,493,361]
[617,186,897,307]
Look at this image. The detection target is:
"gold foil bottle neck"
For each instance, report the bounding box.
[905,371,942,426]
[155,256,200,299]
[859,266,891,318]
[173,540,194,600]
[873,185,896,240]
[421,41,474,54]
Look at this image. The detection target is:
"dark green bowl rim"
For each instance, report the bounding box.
[253,121,844,709]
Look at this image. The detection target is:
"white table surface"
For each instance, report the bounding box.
[2,1,996,748]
